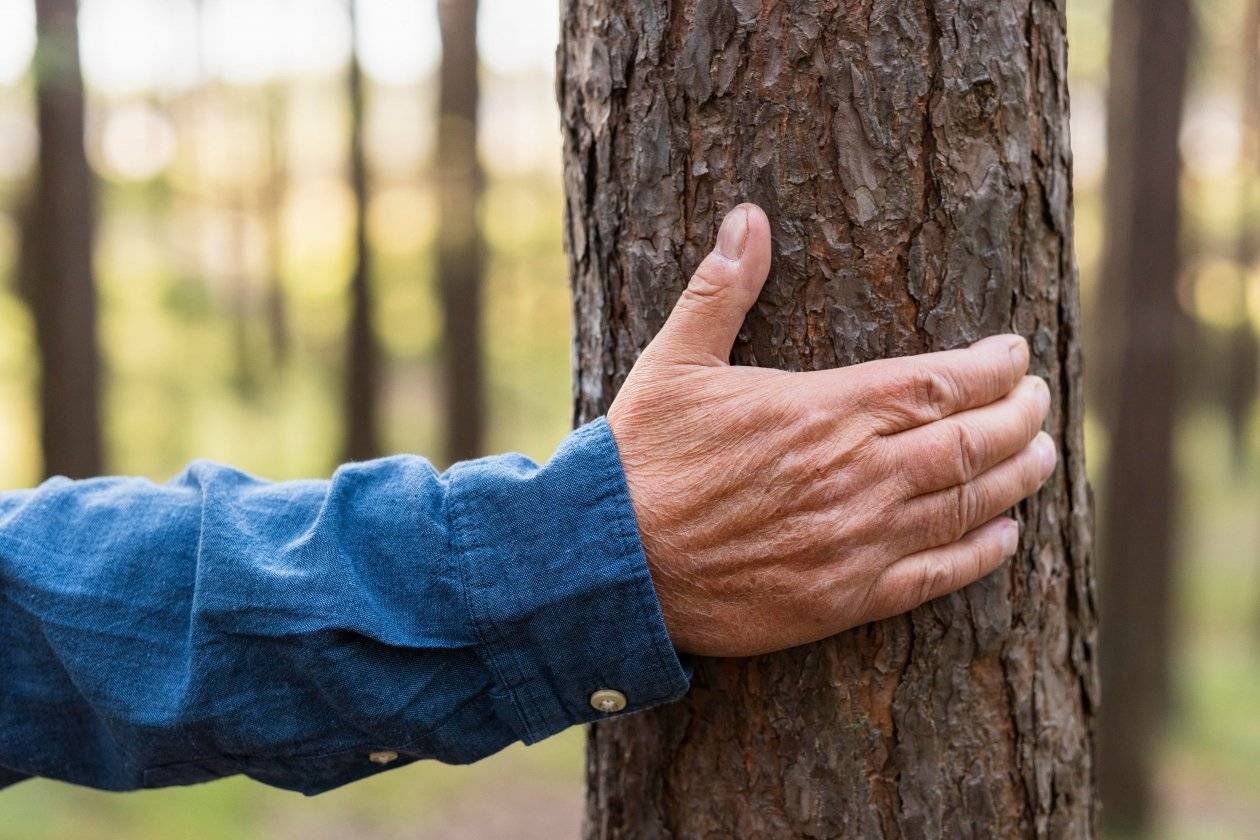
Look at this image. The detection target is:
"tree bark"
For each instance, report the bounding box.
[1097,0,1191,835]
[436,0,486,464]
[560,2,1097,837]
[21,0,103,479]
[343,0,381,462]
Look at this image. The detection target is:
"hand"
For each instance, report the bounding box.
[607,204,1056,657]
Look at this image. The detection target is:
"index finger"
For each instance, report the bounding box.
[838,335,1030,434]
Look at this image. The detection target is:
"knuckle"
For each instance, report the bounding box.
[928,487,965,547]
[679,281,723,313]
[913,369,958,419]
[916,559,954,607]
[953,420,986,482]
[954,482,982,538]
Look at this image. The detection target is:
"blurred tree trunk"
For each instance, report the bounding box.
[263,84,291,369]
[436,0,485,464]
[1098,0,1193,834]
[561,2,1098,837]
[1229,1,1260,466]
[227,189,259,399]
[20,0,103,479]
[343,0,381,462]
[1236,0,1260,662]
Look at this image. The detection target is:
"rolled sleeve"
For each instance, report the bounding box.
[447,418,690,743]
[0,417,690,795]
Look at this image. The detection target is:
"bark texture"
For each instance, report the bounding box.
[343,0,381,462]
[559,2,1097,837]
[21,0,103,479]
[1097,0,1191,834]
[436,0,486,464]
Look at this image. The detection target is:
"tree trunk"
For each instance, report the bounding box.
[263,83,291,369]
[227,189,260,399]
[436,0,485,464]
[21,0,103,479]
[1228,0,1260,467]
[343,0,381,462]
[560,2,1098,837]
[1097,0,1191,835]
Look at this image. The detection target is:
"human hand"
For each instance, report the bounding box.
[607,204,1055,657]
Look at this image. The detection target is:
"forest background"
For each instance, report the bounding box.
[0,1,1255,838]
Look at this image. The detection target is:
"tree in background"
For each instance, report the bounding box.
[1234,0,1260,658]
[227,185,261,399]
[1229,1,1260,467]
[263,84,291,369]
[343,0,381,462]
[562,2,1097,836]
[20,0,103,479]
[1098,0,1193,833]
[436,0,485,464]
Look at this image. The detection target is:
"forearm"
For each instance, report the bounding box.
[0,420,687,795]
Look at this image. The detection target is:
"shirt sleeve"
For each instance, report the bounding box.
[0,417,690,796]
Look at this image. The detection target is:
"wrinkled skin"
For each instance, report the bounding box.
[609,205,1055,657]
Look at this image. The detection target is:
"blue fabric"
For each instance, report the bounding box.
[0,418,689,795]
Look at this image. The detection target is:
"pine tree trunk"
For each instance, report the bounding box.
[344,0,381,462]
[1097,0,1191,835]
[22,0,103,479]
[559,2,1098,837]
[436,0,485,464]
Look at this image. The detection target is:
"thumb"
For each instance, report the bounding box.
[653,203,772,365]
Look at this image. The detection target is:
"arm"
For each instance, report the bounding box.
[0,421,687,795]
[1,204,1053,796]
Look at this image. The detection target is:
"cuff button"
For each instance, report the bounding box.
[590,689,627,713]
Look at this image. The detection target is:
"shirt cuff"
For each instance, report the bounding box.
[445,417,690,744]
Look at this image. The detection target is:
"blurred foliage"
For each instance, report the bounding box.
[0,0,1257,837]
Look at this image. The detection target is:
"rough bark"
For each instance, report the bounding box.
[559,2,1097,837]
[21,0,103,479]
[436,0,486,464]
[343,0,381,462]
[1097,0,1191,835]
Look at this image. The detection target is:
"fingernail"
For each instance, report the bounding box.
[1032,376,1051,411]
[1035,433,1057,476]
[716,206,750,260]
[1001,520,1020,555]
[1009,336,1029,370]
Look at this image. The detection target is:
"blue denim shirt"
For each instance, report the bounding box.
[0,418,690,795]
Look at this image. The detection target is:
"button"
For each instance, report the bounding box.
[590,689,627,713]
[368,750,398,765]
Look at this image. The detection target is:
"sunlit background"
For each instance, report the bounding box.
[0,1,1257,838]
